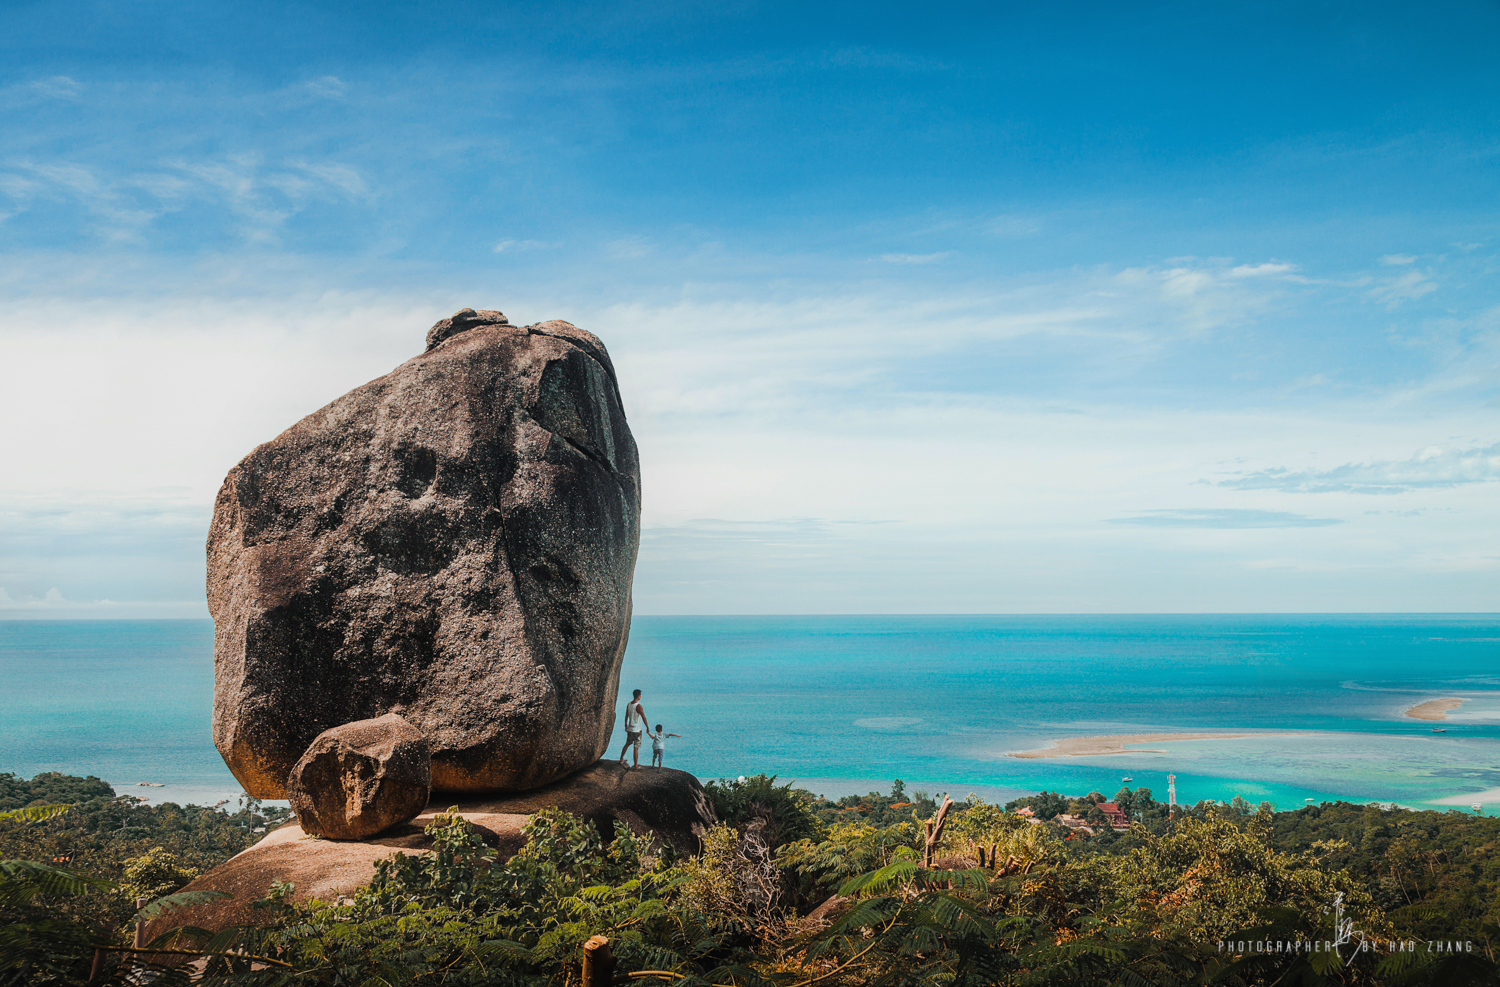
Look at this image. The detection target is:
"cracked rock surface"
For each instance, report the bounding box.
[209,309,641,797]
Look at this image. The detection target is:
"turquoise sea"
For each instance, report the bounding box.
[4,616,1500,813]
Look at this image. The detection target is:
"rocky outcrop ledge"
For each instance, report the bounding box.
[147,762,714,940]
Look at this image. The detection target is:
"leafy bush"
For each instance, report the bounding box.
[118,846,196,905]
[251,807,753,985]
[703,774,826,847]
[779,818,921,890]
[941,796,1056,869]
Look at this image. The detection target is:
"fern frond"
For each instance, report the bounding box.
[475,938,536,963]
[825,896,898,936]
[838,859,916,897]
[0,858,110,905]
[135,889,233,924]
[578,883,617,901]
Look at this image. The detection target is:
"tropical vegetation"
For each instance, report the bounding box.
[4,770,1500,985]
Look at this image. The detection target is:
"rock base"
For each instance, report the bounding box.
[145,762,715,940]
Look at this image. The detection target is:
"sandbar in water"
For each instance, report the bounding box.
[1007,732,1301,759]
[1405,697,1467,721]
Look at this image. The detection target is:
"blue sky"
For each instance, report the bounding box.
[2,0,1498,614]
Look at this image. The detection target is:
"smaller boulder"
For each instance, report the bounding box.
[286,714,431,840]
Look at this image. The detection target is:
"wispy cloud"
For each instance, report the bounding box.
[30,76,81,99]
[0,586,70,609]
[607,235,652,259]
[0,585,204,617]
[1368,269,1437,308]
[1219,443,1500,494]
[493,238,552,253]
[0,76,83,106]
[647,517,836,540]
[0,161,160,239]
[0,493,211,556]
[168,155,373,241]
[303,75,348,99]
[0,155,374,241]
[0,587,94,610]
[1107,508,1341,528]
[983,214,1040,236]
[1228,262,1295,278]
[880,251,954,264]
[1112,258,1302,334]
[291,161,368,197]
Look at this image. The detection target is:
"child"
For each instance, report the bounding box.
[650,723,681,769]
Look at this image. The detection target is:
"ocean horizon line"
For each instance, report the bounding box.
[4,610,1500,622]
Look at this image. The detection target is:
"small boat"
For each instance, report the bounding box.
[1121,776,1133,783]
[1305,798,1315,802]
[136,782,164,787]
[1432,729,1447,733]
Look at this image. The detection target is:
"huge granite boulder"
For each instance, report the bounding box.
[286,714,431,840]
[209,309,641,797]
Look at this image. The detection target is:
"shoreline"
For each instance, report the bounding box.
[1008,732,1296,760]
[1404,697,1466,721]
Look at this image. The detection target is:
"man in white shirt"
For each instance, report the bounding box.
[618,688,647,768]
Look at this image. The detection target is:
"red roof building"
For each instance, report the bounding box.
[1096,802,1130,829]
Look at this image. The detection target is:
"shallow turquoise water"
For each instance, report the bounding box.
[4,616,1500,813]
[612,614,1500,812]
[0,620,234,806]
